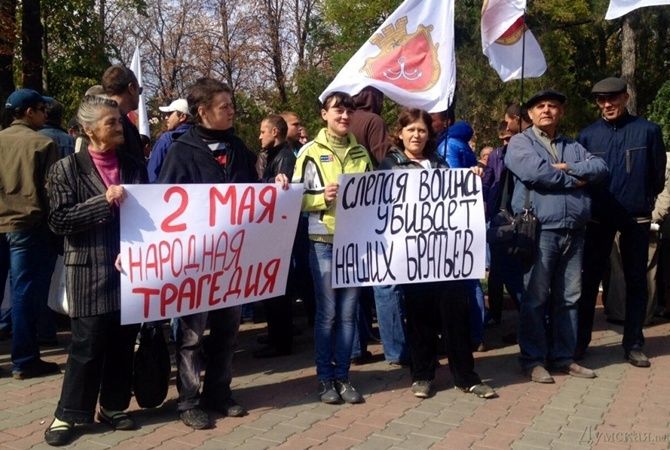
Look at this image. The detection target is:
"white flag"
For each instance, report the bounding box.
[481,0,546,82]
[130,46,150,137]
[605,0,670,19]
[319,0,455,113]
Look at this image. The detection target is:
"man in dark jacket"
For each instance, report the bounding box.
[147,98,192,182]
[253,115,297,358]
[576,77,667,367]
[102,65,145,164]
[350,86,390,164]
[505,89,608,384]
[0,89,61,379]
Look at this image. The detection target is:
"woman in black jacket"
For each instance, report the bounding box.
[380,108,496,400]
[44,95,147,446]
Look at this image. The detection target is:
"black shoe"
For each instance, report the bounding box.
[334,380,364,404]
[12,359,60,380]
[219,399,247,417]
[318,380,341,404]
[179,408,211,429]
[0,329,12,340]
[44,420,74,447]
[97,410,136,430]
[626,350,651,368]
[256,334,269,345]
[252,346,292,358]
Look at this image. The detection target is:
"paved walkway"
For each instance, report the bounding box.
[0,306,669,450]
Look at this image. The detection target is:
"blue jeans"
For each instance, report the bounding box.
[310,241,359,382]
[0,234,10,333]
[373,284,408,363]
[469,281,485,345]
[518,229,584,370]
[5,227,56,371]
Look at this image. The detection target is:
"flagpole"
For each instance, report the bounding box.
[519,10,527,132]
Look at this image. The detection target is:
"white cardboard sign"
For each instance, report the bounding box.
[332,168,486,288]
[120,184,302,324]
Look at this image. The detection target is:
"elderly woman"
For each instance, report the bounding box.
[157,78,257,430]
[379,108,496,400]
[43,95,147,446]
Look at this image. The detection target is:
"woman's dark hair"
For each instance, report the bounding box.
[320,91,355,112]
[187,78,233,123]
[391,108,436,156]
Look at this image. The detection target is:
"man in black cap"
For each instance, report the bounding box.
[0,89,61,379]
[576,77,666,367]
[504,89,608,383]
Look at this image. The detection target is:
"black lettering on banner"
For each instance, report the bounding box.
[333,241,396,285]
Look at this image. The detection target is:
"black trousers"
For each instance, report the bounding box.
[577,220,650,354]
[403,281,481,389]
[262,293,293,352]
[55,311,139,423]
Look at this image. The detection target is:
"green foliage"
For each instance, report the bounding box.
[648,80,670,149]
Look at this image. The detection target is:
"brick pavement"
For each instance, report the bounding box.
[0,306,669,450]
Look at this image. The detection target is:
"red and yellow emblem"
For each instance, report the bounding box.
[361,17,440,92]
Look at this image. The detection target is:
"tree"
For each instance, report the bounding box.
[0,0,17,120]
[21,0,43,90]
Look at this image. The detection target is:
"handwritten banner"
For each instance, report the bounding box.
[332,168,486,288]
[120,184,303,324]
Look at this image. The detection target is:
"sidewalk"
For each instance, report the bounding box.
[0,306,668,450]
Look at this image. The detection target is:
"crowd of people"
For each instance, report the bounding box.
[0,66,667,447]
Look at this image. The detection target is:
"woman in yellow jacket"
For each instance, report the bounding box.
[293,92,372,404]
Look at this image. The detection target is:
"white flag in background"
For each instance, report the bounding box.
[481,0,546,82]
[319,0,455,113]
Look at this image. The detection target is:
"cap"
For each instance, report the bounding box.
[591,77,627,96]
[524,89,567,109]
[5,88,50,111]
[158,98,189,115]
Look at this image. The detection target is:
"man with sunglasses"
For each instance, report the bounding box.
[0,88,60,379]
[576,77,666,367]
[102,64,146,164]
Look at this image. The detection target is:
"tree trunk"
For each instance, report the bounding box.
[0,0,17,111]
[621,14,637,115]
[21,0,43,90]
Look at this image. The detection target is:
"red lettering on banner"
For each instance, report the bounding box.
[260,258,280,294]
[145,244,159,279]
[178,277,197,311]
[134,287,160,317]
[127,246,143,282]
[161,186,188,232]
[210,186,236,226]
[208,271,225,306]
[256,185,277,223]
[238,187,256,224]
[160,283,179,316]
[170,238,183,277]
[224,266,242,302]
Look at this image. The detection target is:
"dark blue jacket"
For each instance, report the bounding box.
[505,128,608,230]
[482,145,507,220]
[577,112,666,221]
[147,123,191,182]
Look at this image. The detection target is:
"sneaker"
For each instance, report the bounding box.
[97,409,136,430]
[334,380,364,404]
[351,350,373,365]
[318,380,341,404]
[179,408,211,430]
[44,420,74,447]
[12,359,60,380]
[464,383,497,399]
[411,380,432,398]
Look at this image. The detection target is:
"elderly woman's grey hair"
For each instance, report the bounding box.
[76,95,118,130]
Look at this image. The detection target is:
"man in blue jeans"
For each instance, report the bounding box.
[505,89,608,383]
[0,89,60,379]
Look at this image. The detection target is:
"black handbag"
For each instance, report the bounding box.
[487,171,539,271]
[133,324,171,408]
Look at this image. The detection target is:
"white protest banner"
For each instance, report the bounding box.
[120,184,303,324]
[332,169,486,288]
